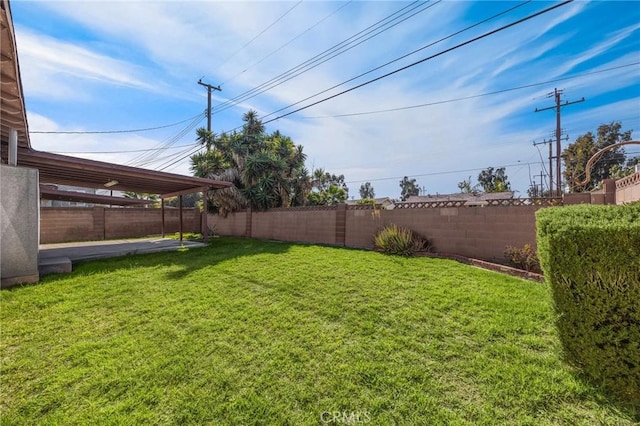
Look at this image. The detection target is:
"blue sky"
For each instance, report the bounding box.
[11,0,640,199]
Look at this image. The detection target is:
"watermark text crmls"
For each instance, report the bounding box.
[320,410,371,424]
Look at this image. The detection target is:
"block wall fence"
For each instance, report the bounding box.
[38,173,638,260]
[208,176,638,262]
[40,207,201,244]
[210,203,544,263]
[615,172,640,205]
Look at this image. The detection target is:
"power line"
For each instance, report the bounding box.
[344,162,539,184]
[212,1,434,113]
[215,0,304,78]
[218,61,638,138]
[262,0,532,120]
[156,1,576,172]
[300,62,639,119]
[165,58,631,172]
[156,144,204,172]
[126,114,205,167]
[50,142,199,155]
[29,112,205,134]
[220,1,354,88]
[263,0,575,125]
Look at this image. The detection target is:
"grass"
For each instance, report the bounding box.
[1,237,636,425]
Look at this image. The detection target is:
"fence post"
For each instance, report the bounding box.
[603,179,616,205]
[245,207,252,238]
[335,204,346,246]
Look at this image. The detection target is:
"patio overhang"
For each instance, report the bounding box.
[40,185,155,206]
[1,0,30,150]
[16,147,231,197]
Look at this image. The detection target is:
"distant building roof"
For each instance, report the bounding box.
[346,197,394,206]
[403,192,514,205]
[405,192,514,202]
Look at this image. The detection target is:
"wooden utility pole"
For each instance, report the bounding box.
[197,79,221,244]
[533,138,553,195]
[535,88,584,196]
[197,79,221,132]
[533,170,546,197]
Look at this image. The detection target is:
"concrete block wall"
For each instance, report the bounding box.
[615,172,640,205]
[210,211,247,236]
[40,207,103,243]
[251,207,338,245]
[208,204,543,263]
[40,207,201,244]
[381,205,540,261]
[345,208,383,248]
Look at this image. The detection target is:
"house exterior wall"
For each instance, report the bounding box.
[1,164,39,287]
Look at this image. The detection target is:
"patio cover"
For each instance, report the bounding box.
[17,147,231,197]
[1,0,29,149]
[40,185,154,207]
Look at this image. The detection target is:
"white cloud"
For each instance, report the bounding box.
[553,22,640,76]
[15,27,155,101]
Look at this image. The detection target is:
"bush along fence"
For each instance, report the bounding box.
[210,200,553,264]
[536,204,640,407]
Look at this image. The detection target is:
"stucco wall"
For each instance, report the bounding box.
[1,164,39,287]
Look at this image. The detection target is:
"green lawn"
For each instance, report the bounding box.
[1,238,635,425]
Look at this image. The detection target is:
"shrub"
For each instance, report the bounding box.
[374,225,433,256]
[504,244,540,273]
[536,204,640,406]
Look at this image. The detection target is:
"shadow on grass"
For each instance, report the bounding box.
[34,237,293,286]
[564,357,640,421]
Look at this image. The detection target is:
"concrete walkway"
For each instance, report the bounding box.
[39,238,207,276]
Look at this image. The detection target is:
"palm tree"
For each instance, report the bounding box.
[189,110,311,215]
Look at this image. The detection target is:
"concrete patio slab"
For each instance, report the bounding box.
[39,238,206,276]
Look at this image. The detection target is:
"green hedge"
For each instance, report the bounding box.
[536,204,640,406]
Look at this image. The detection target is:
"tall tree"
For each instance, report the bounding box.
[359,182,375,199]
[477,167,511,193]
[562,122,631,192]
[609,155,639,179]
[399,176,420,201]
[457,176,476,193]
[307,168,348,205]
[190,110,309,215]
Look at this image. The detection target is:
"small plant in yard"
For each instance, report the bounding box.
[504,244,540,273]
[374,224,433,256]
[167,232,204,242]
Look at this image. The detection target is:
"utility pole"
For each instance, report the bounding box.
[535,88,584,196]
[197,79,221,245]
[533,170,546,197]
[533,138,553,196]
[197,79,221,132]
